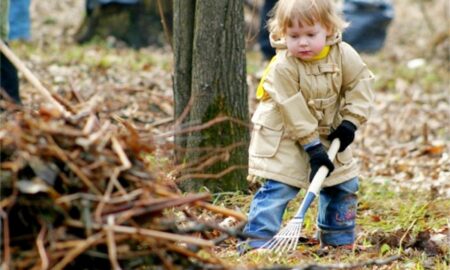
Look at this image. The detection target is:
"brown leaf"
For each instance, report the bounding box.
[422,144,445,156]
[371,215,382,222]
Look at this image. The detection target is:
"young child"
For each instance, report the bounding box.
[239,0,374,253]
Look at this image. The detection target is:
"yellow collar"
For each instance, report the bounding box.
[304,45,330,61]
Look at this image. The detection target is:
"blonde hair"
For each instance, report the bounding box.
[268,0,348,37]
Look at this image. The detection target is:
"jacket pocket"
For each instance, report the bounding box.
[249,103,283,158]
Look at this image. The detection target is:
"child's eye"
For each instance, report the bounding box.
[308,33,316,37]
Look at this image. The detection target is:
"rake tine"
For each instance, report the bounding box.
[282,237,296,253]
[284,224,301,252]
[274,226,291,252]
[271,229,291,252]
[273,224,298,253]
[267,239,279,250]
[266,237,280,251]
[271,241,283,253]
[288,237,298,252]
[292,230,302,249]
[276,239,290,253]
[260,239,272,250]
[265,225,292,249]
[287,232,299,251]
[277,236,291,253]
[261,236,277,250]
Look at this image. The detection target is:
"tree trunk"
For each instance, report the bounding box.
[173,0,249,192]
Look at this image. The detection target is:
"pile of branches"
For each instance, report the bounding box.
[0,102,246,270]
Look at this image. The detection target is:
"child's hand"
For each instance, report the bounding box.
[306,144,335,182]
[328,120,357,152]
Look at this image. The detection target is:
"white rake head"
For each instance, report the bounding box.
[259,218,304,253]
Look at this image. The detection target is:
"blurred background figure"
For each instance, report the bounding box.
[8,0,31,41]
[74,0,172,48]
[258,0,394,60]
[85,0,139,18]
[342,0,394,53]
[0,0,21,104]
[258,0,277,61]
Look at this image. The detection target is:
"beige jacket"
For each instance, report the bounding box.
[248,33,374,189]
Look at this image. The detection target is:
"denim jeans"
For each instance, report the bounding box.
[239,177,359,253]
[258,0,277,60]
[8,0,31,41]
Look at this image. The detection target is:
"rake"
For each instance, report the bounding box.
[260,138,341,253]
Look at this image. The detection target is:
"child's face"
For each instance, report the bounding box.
[285,20,330,61]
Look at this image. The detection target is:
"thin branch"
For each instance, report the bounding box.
[398,218,417,252]
[157,115,251,138]
[47,135,102,195]
[174,95,195,127]
[153,187,247,221]
[82,114,99,135]
[0,208,11,268]
[399,202,431,252]
[156,0,173,50]
[76,120,111,149]
[110,225,215,247]
[111,136,132,171]
[36,222,49,270]
[51,232,105,270]
[170,142,245,175]
[194,200,247,222]
[95,136,132,222]
[176,164,248,182]
[56,189,143,205]
[105,216,121,270]
[113,193,211,224]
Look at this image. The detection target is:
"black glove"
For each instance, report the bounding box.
[306,143,335,182]
[328,120,357,152]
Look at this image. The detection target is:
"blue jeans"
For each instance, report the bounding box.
[8,0,31,41]
[259,0,277,60]
[239,178,359,252]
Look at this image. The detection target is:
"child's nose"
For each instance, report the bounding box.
[299,37,308,46]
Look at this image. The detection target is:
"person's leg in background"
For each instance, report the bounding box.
[317,177,359,248]
[258,0,277,61]
[0,50,20,104]
[342,0,394,53]
[1,0,21,104]
[8,0,31,41]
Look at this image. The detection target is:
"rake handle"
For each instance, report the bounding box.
[293,138,340,220]
[308,138,340,195]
